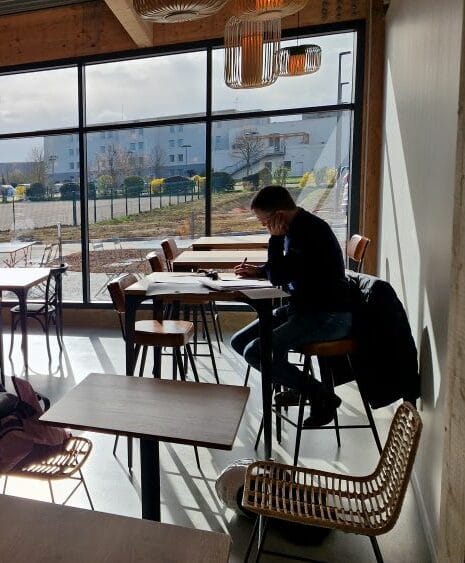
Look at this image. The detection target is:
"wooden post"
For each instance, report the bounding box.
[438,5,465,561]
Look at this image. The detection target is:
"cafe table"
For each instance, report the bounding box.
[40,372,250,522]
[0,240,36,267]
[0,494,231,562]
[191,234,269,250]
[0,267,50,376]
[123,273,288,483]
[172,249,268,271]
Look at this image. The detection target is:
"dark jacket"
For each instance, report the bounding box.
[261,208,351,312]
[344,272,421,409]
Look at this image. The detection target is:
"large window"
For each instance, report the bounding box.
[0,26,361,304]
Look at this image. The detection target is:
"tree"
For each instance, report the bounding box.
[95,144,133,190]
[8,169,26,186]
[273,165,289,187]
[29,147,48,189]
[60,182,79,200]
[148,145,166,179]
[96,175,113,196]
[232,129,265,176]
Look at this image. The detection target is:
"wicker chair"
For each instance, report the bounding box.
[2,436,94,509]
[242,402,422,563]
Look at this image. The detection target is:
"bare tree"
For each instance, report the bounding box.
[232,129,265,176]
[96,144,133,188]
[148,145,167,178]
[29,147,47,186]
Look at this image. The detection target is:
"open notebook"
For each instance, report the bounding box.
[200,277,273,291]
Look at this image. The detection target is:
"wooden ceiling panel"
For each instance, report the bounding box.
[0,0,94,16]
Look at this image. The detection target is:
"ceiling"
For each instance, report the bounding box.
[0,0,94,16]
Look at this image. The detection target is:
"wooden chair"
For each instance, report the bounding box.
[243,402,422,563]
[347,234,370,273]
[108,273,201,470]
[2,436,94,510]
[159,239,222,382]
[9,263,68,357]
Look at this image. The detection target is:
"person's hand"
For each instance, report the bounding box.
[234,263,262,278]
[267,211,288,236]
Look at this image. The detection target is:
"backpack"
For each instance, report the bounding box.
[0,377,70,473]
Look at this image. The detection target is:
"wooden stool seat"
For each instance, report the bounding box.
[134,319,195,347]
[298,338,359,357]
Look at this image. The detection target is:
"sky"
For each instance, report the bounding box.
[0,31,355,162]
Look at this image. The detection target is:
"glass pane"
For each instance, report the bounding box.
[0,68,78,134]
[0,134,83,302]
[85,52,207,126]
[211,110,352,249]
[213,32,355,114]
[86,123,206,301]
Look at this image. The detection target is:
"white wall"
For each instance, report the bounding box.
[379,0,463,558]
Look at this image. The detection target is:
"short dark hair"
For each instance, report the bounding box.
[250,185,297,212]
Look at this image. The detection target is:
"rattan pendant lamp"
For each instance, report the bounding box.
[224,16,281,89]
[133,0,230,22]
[236,0,308,21]
[278,43,321,76]
[278,11,321,76]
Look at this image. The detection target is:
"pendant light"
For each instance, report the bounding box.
[236,0,308,21]
[133,0,230,23]
[278,11,321,77]
[224,16,281,89]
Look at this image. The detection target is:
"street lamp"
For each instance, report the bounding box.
[48,154,57,179]
[181,144,192,174]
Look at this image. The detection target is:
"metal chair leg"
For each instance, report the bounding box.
[208,301,222,353]
[244,365,251,386]
[244,516,260,563]
[185,344,200,382]
[294,393,307,466]
[369,536,385,563]
[254,417,264,451]
[199,305,219,383]
[79,469,95,510]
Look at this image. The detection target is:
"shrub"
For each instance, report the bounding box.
[163,176,195,195]
[26,183,45,201]
[60,182,79,200]
[150,178,164,194]
[273,165,289,186]
[212,171,234,192]
[96,175,113,196]
[123,175,144,196]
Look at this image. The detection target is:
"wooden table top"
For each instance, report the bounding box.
[191,234,269,250]
[124,271,288,302]
[172,249,268,271]
[0,267,50,290]
[41,373,249,449]
[0,495,230,563]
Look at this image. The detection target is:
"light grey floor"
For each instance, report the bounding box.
[2,314,431,563]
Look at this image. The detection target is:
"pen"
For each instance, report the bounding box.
[242,257,248,266]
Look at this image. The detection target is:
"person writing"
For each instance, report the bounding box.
[231,184,352,427]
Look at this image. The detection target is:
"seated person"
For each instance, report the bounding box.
[231,184,353,427]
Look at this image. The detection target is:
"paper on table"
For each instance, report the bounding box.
[149,276,203,285]
[201,278,273,291]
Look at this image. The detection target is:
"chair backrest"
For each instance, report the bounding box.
[91,240,104,252]
[346,234,370,273]
[44,263,68,310]
[161,238,179,271]
[368,402,422,533]
[107,273,138,338]
[146,251,164,273]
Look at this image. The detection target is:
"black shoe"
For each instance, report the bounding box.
[303,394,342,428]
[274,389,302,408]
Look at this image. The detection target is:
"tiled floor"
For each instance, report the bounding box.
[2,314,431,562]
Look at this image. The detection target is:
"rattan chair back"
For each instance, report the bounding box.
[242,402,422,537]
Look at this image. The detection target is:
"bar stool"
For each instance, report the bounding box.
[255,338,382,466]
[292,338,382,464]
[108,274,202,470]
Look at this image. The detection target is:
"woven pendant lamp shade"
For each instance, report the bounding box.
[236,0,308,21]
[278,44,321,76]
[224,16,281,89]
[134,0,229,22]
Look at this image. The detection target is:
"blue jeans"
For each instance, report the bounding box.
[230,305,352,392]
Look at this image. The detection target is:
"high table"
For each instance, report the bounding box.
[124,273,288,490]
[0,494,231,562]
[172,249,268,271]
[0,267,50,377]
[40,373,249,522]
[191,234,269,250]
